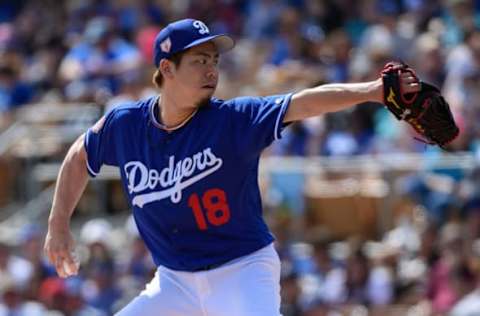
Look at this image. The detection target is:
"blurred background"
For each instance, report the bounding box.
[0,0,480,315]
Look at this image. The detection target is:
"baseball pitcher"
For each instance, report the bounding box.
[44,19,438,316]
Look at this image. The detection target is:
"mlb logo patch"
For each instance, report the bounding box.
[160,37,171,53]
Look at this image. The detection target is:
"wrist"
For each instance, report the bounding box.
[48,213,71,230]
[369,78,383,103]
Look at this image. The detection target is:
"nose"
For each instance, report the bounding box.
[205,63,218,80]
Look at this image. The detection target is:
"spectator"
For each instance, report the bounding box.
[0,276,47,316]
[83,262,122,315]
[0,63,34,113]
[426,222,466,313]
[58,17,141,102]
[0,241,33,293]
[345,248,370,305]
[280,269,303,316]
[304,237,346,306]
[4,1,480,315]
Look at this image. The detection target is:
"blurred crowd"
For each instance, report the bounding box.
[272,199,480,316]
[0,218,156,316]
[2,0,480,315]
[2,197,480,315]
[1,0,480,155]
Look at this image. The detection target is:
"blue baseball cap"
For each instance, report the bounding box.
[153,19,235,67]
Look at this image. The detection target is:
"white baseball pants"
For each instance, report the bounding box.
[115,243,282,316]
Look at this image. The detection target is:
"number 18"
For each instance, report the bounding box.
[188,188,231,230]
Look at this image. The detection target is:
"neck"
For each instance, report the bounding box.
[156,92,198,130]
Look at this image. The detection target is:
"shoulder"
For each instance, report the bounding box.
[105,96,155,124]
[210,94,290,113]
[108,96,154,116]
[210,96,261,112]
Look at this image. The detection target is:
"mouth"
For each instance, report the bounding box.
[202,84,216,89]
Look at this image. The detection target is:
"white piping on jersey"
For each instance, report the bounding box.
[150,95,198,131]
[125,147,223,207]
[86,159,99,176]
[273,94,291,141]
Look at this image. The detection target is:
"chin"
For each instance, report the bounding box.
[195,91,214,108]
[196,97,211,108]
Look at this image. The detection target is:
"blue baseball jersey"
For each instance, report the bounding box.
[84,93,292,271]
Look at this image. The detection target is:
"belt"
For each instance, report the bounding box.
[192,261,226,272]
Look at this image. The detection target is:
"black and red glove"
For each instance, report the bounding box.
[381,61,459,148]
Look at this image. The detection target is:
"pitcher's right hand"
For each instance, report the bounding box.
[44,225,79,278]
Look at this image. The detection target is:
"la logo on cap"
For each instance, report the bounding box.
[160,37,171,53]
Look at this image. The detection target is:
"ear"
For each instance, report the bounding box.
[159,59,175,79]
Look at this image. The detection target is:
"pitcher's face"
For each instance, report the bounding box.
[169,42,219,106]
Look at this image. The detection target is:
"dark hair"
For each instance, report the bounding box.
[0,64,15,77]
[152,50,188,88]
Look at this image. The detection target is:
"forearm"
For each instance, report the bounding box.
[48,135,89,229]
[284,79,383,122]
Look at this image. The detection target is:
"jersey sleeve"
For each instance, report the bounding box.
[228,93,293,153]
[83,109,119,177]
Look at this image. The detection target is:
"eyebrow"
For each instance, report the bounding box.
[193,52,219,59]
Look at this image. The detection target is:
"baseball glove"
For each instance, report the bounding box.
[381,61,459,148]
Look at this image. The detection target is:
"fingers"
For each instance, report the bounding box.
[54,256,68,278]
[400,72,421,93]
[400,71,418,81]
[401,75,418,84]
[44,235,79,278]
[403,82,421,93]
[51,250,78,278]
[62,254,80,277]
